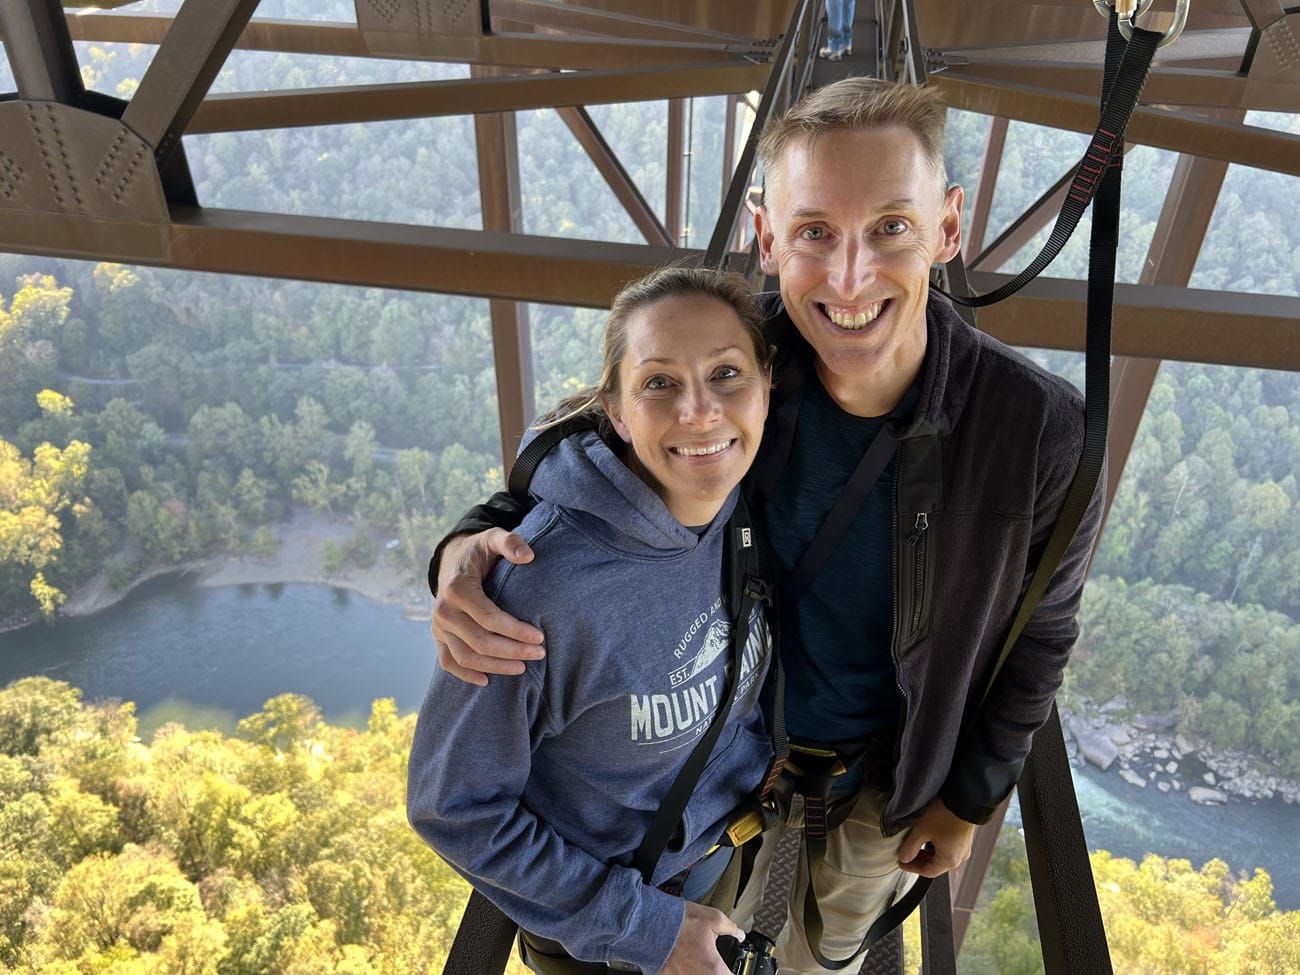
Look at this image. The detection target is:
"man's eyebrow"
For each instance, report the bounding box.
[789,198,923,220]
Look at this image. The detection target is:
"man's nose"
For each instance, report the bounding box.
[828,239,875,298]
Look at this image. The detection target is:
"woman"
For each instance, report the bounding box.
[407,267,774,975]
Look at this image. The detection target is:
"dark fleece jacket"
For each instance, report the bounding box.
[756,291,1105,832]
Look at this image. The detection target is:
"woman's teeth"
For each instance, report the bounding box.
[673,440,733,457]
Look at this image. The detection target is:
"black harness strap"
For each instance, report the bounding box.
[782,426,897,606]
[936,20,1161,309]
[508,413,602,504]
[634,492,770,883]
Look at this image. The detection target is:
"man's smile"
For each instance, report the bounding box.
[818,299,891,331]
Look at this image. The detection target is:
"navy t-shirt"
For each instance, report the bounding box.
[763,371,921,747]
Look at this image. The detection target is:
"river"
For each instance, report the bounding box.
[1,574,1296,909]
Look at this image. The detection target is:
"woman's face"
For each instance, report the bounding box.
[603,292,770,526]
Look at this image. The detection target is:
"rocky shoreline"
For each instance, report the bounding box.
[2,511,433,636]
[1061,696,1300,807]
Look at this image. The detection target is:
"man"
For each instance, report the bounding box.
[430,78,1103,975]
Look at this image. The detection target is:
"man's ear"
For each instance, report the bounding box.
[755,205,780,277]
[936,184,964,264]
[600,394,632,444]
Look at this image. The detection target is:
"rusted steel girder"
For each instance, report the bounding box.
[931,73,1300,177]
[187,63,770,134]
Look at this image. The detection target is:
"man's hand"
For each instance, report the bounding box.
[659,902,744,975]
[896,798,976,878]
[432,529,544,686]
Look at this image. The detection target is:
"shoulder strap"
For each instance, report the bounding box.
[507,414,601,503]
[632,491,775,883]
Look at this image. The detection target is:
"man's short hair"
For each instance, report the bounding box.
[758,78,948,188]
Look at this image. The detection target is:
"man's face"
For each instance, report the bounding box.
[755,125,962,401]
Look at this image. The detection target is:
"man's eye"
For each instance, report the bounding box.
[801,226,826,241]
[881,220,907,235]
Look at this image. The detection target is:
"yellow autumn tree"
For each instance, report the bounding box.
[0,394,93,617]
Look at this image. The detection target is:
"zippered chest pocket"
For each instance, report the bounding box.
[899,510,936,647]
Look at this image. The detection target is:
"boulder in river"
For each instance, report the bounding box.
[1189,786,1228,806]
[1120,769,1146,788]
[1077,731,1118,771]
[1158,781,1171,793]
[1203,771,1217,785]
[1175,734,1194,754]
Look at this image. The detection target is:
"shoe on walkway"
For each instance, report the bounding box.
[818,44,836,59]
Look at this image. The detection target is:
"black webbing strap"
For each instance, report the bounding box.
[634,493,768,882]
[444,890,519,975]
[508,413,602,504]
[782,425,896,605]
[935,22,1159,308]
[1019,704,1114,974]
[800,816,934,970]
[969,14,1144,723]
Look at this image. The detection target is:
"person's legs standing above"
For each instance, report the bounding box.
[819,0,856,59]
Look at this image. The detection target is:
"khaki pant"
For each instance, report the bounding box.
[731,786,915,975]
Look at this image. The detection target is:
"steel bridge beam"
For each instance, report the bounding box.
[556,105,672,247]
[931,73,1300,178]
[969,271,1300,372]
[53,12,763,70]
[187,62,770,134]
[0,0,84,104]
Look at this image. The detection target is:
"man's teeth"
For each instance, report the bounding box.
[674,440,732,457]
[826,302,885,329]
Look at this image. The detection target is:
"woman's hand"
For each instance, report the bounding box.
[660,902,745,975]
[432,529,544,686]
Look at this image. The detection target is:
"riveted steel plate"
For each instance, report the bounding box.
[0,100,168,223]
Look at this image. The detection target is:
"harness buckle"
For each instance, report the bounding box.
[743,577,775,605]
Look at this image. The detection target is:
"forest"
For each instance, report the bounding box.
[2,1,1300,969]
[2,677,1297,974]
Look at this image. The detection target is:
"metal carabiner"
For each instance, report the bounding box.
[1093,0,1156,21]
[1117,0,1191,48]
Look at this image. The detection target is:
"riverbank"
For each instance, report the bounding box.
[1061,696,1300,807]
[194,512,431,620]
[4,510,433,635]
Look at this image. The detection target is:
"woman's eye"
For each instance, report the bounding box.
[881,220,907,235]
[714,366,741,380]
[644,376,670,391]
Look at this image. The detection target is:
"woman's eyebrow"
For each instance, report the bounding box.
[636,346,742,367]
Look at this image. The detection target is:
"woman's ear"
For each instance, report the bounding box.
[601,394,632,444]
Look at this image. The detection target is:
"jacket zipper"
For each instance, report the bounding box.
[907,512,929,636]
[884,445,908,836]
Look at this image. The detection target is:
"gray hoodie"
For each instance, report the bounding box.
[407,429,772,974]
